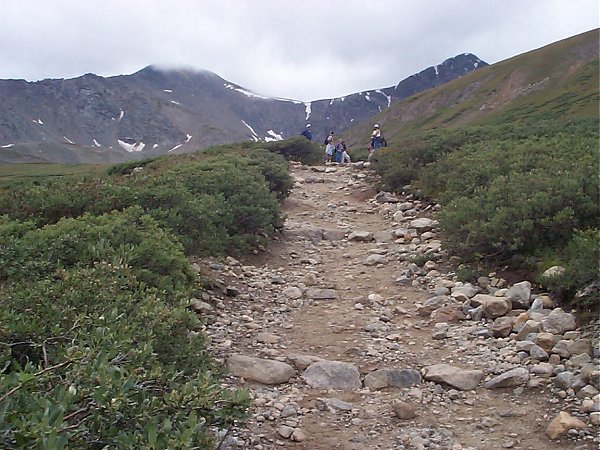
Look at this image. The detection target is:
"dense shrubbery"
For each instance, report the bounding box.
[0,210,249,448]
[0,141,304,448]
[0,262,246,449]
[0,207,195,294]
[0,144,294,256]
[264,136,323,165]
[538,228,599,310]
[373,118,599,310]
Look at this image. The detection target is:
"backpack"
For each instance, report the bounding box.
[380,133,387,147]
[323,136,330,145]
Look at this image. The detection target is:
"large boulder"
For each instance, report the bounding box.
[364,368,421,390]
[484,368,529,389]
[348,231,374,242]
[423,364,485,391]
[227,354,296,385]
[540,308,577,334]
[302,361,362,389]
[506,281,532,309]
[409,218,438,232]
[546,411,586,439]
[472,294,512,319]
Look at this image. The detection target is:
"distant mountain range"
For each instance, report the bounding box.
[342,29,599,149]
[0,54,486,163]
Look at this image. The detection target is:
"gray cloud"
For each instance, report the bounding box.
[1,0,597,101]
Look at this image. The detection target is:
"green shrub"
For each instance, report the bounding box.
[105,156,161,176]
[539,228,599,310]
[0,263,249,448]
[0,207,195,295]
[371,118,599,310]
[0,144,291,257]
[161,157,281,254]
[438,167,596,258]
[265,136,323,165]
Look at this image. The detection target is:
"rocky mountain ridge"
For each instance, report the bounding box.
[0,54,486,163]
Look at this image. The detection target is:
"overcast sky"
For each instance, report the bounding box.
[2,0,598,101]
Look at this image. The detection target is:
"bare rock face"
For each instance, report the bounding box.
[226,354,296,385]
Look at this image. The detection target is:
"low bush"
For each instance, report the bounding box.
[265,136,323,165]
[0,263,249,448]
[538,228,599,311]
[0,144,292,257]
[0,207,195,295]
[371,118,599,311]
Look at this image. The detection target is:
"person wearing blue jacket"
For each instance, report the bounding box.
[301,124,312,140]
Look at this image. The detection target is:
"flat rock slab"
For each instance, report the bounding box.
[484,367,529,389]
[423,364,485,391]
[286,353,324,371]
[302,360,362,389]
[227,354,296,385]
[364,368,422,390]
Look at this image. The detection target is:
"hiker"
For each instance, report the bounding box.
[300,123,312,140]
[335,139,347,163]
[323,131,335,163]
[368,123,385,162]
[324,131,334,146]
[325,140,335,163]
[340,141,351,164]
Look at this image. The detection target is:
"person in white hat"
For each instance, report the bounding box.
[301,123,312,140]
[368,124,385,162]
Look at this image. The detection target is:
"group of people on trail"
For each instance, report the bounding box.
[300,122,385,164]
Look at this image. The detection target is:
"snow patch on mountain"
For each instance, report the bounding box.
[242,120,259,141]
[304,102,312,120]
[93,139,102,147]
[118,139,145,152]
[64,136,75,145]
[224,83,270,100]
[376,90,392,107]
[265,130,284,142]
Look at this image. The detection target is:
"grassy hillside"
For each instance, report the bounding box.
[0,163,108,188]
[343,29,599,147]
[346,29,599,312]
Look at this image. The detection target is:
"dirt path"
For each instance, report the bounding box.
[199,162,598,450]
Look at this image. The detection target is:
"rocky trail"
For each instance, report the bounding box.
[191,162,599,450]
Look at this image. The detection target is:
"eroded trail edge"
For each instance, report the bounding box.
[194,162,599,450]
